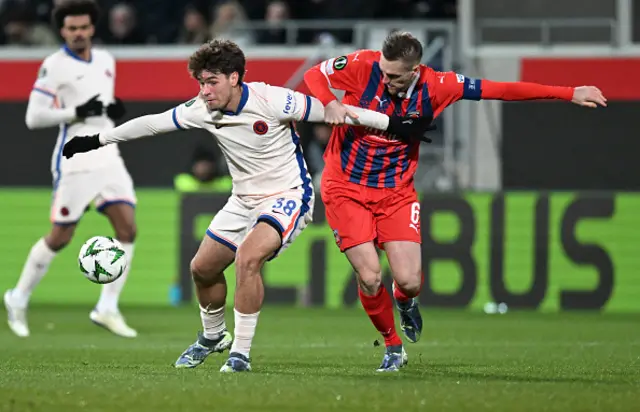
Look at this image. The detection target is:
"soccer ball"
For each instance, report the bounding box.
[78,236,127,284]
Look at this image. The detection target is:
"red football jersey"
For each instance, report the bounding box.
[304,50,573,189]
[304,50,482,189]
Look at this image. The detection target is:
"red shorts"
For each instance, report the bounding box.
[321,173,421,252]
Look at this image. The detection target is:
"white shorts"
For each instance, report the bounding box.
[50,162,136,224]
[207,187,314,259]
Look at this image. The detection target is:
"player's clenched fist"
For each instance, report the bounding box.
[63,134,102,158]
[572,86,607,108]
[324,100,360,125]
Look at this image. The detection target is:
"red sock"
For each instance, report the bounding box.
[393,273,425,302]
[359,285,403,347]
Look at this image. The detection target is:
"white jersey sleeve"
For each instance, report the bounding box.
[99,96,206,145]
[25,58,76,129]
[32,58,60,97]
[263,84,390,130]
[171,96,208,130]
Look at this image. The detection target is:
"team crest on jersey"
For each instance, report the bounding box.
[333,56,348,70]
[60,206,70,217]
[185,98,196,107]
[38,66,47,78]
[253,120,269,135]
[105,70,113,78]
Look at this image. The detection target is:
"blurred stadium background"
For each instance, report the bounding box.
[0,1,638,411]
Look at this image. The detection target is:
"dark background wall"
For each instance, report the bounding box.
[508,57,640,191]
[501,101,640,190]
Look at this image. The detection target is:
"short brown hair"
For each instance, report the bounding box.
[52,0,100,29]
[188,39,246,83]
[382,31,423,65]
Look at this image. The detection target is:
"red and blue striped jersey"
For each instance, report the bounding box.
[305,50,483,189]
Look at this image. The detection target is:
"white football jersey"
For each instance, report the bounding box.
[31,46,122,176]
[172,82,314,198]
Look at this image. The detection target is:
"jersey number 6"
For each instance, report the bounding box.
[411,202,420,225]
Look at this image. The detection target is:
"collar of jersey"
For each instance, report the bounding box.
[222,83,249,116]
[63,45,92,63]
[398,73,420,100]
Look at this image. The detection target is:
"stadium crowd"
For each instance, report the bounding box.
[0,0,456,46]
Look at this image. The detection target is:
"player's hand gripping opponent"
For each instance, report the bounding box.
[62,134,101,158]
[325,100,436,143]
[572,86,607,108]
[324,100,360,125]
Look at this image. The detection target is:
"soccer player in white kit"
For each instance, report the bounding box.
[3,0,138,338]
[63,39,434,372]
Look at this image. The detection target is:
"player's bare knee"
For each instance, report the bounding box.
[352,258,383,295]
[115,224,136,244]
[356,270,382,295]
[45,236,70,252]
[394,273,421,298]
[234,249,266,279]
[190,257,220,286]
[190,258,204,283]
[45,225,76,251]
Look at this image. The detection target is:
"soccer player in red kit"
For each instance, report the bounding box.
[303,31,607,372]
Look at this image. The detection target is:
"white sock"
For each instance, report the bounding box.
[96,242,134,313]
[200,305,226,340]
[229,309,260,358]
[13,238,57,307]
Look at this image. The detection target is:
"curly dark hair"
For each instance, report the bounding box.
[382,31,423,65]
[188,39,246,83]
[52,0,100,29]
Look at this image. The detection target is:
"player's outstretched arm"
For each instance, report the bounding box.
[62,108,185,159]
[336,101,436,142]
[267,84,434,143]
[63,96,203,158]
[305,95,435,141]
[98,110,181,144]
[433,72,608,111]
[305,95,390,130]
[480,80,607,107]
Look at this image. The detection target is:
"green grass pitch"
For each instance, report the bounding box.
[1,306,638,412]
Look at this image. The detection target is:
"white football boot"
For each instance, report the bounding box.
[90,309,138,338]
[4,289,30,337]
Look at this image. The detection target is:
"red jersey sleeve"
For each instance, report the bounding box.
[430,71,574,110]
[303,50,375,106]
